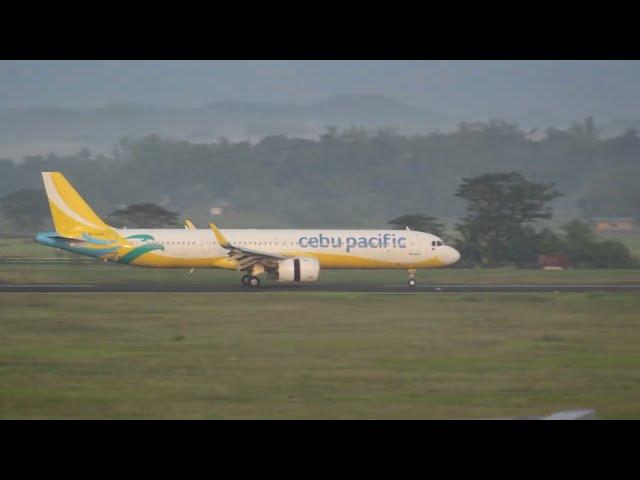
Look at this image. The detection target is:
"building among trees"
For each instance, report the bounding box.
[592,217,637,233]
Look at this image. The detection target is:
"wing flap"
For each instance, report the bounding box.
[209,223,286,271]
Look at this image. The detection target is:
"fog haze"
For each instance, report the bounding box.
[1,60,639,231]
[2,60,640,121]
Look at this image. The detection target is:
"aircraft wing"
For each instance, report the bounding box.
[209,223,286,271]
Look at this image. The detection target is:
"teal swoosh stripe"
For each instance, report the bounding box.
[119,243,164,264]
[82,233,119,245]
[125,234,155,241]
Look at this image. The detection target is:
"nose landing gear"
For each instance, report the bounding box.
[408,268,416,287]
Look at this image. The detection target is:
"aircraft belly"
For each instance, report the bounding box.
[127,252,232,269]
[281,250,444,269]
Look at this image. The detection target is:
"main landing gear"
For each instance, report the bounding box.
[408,268,416,288]
[241,274,261,287]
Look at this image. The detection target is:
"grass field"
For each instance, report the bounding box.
[2,262,640,286]
[1,292,639,419]
[3,235,640,286]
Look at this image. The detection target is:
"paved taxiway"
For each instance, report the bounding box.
[2,283,640,293]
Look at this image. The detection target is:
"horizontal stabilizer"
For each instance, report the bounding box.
[48,234,83,241]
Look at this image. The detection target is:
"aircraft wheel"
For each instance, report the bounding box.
[247,276,261,287]
[241,274,251,286]
[408,278,416,287]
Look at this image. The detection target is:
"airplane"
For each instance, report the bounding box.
[34,172,460,287]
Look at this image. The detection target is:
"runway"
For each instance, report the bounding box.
[2,282,640,294]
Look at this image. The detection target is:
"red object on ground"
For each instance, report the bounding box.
[538,253,569,268]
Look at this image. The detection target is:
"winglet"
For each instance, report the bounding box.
[184,219,196,230]
[209,223,231,248]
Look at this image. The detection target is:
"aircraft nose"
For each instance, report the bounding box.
[446,246,460,265]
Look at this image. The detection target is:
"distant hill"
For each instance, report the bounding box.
[0,94,449,160]
[206,94,432,118]
[0,95,633,161]
[309,94,423,117]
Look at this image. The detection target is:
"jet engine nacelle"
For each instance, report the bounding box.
[276,257,320,282]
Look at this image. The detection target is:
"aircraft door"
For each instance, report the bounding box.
[407,231,421,256]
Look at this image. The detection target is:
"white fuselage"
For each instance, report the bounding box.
[114,228,460,269]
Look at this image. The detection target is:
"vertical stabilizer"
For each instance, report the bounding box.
[41,172,109,237]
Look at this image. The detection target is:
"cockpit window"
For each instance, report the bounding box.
[437,241,443,246]
[431,241,436,246]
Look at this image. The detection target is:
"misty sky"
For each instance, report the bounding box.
[1,60,640,122]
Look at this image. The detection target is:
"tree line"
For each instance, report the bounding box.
[0,118,638,267]
[0,118,639,226]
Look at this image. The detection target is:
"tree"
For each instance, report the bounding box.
[107,203,180,228]
[455,172,562,266]
[0,189,51,233]
[388,214,446,237]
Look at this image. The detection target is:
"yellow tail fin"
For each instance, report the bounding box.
[42,172,110,237]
